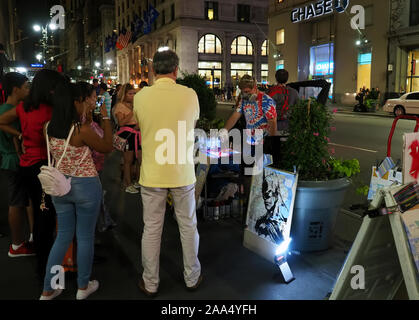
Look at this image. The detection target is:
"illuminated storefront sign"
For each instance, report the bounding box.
[315,62,334,75]
[291,0,349,23]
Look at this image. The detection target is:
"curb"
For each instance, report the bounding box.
[337,110,394,118]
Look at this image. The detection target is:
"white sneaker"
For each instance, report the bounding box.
[76,280,99,300]
[125,185,139,194]
[39,289,63,300]
[133,182,141,189]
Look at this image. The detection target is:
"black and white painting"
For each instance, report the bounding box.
[246,167,298,245]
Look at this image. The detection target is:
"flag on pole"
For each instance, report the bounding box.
[131,14,144,43]
[104,35,112,53]
[116,28,132,50]
[143,5,160,35]
[148,4,160,24]
[111,32,118,50]
[143,10,151,35]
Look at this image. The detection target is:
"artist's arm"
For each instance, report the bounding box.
[224,111,242,132]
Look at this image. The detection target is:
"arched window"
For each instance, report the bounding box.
[261,40,268,56]
[231,36,253,56]
[198,34,222,54]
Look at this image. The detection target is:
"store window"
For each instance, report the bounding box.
[198,34,222,54]
[411,0,419,26]
[276,60,284,70]
[276,29,285,45]
[231,36,253,56]
[310,43,334,99]
[205,1,219,21]
[231,62,253,84]
[357,51,372,91]
[261,64,269,84]
[261,40,268,56]
[407,50,419,92]
[199,61,222,88]
[310,43,334,77]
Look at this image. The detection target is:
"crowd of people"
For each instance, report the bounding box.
[0,46,299,299]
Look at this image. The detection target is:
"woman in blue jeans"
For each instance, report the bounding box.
[40,82,113,300]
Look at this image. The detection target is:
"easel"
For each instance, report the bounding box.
[330,212,419,300]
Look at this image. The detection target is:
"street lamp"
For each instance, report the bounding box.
[33,23,57,66]
[36,54,43,62]
[77,65,82,70]
[95,62,101,68]
[106,59,112,66]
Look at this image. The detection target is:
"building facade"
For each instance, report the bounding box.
[0,0,20,64]
[269,0,390,104]
[388,0,419,95]
[63,0,116,81]
[115,0,269,88]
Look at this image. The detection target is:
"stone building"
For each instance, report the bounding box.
[62,0,116,81]
[115,0,270,88]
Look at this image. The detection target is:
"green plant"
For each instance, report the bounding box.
[177,73,217,121]
[196,117,225,132]
[282,98,361,182]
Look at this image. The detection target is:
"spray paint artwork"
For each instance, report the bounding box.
[246,167,298,245]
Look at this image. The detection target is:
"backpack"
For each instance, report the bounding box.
[268,85,289,120]
[38,124,89,198]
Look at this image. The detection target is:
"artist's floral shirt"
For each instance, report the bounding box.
[236,92,277,145]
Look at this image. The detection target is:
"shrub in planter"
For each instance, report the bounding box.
[177,73,217,121]
[282,98,360,181]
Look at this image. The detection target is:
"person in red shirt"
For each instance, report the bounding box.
[0,69,67,279]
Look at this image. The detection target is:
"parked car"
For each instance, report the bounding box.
[383,92,419,117]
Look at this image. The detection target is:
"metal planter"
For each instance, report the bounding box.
[290,178,350,252]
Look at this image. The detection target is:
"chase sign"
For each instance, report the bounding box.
[291,0,350,23]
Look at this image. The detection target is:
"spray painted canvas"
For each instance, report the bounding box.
[246,167,298,246]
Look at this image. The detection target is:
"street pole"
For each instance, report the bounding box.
[411,52,415,93]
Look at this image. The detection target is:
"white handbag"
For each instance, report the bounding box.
[38,124,89,197]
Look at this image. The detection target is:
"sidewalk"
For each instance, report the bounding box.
[0,152,363,300]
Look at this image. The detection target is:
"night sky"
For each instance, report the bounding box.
[16,0,55,65]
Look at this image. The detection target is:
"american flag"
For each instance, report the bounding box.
[116,28,132,50]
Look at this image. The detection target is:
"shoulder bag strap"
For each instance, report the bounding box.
[45,123,75,169]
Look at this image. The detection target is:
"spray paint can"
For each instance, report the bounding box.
[232,198,240,218]
[220,201,225,219]
[207,201,214,221]
[225,200,231,218]
[214,202,220,221]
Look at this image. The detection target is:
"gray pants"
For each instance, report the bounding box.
[140,184,201,292]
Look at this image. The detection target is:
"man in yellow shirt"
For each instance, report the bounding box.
[134,50,202,296]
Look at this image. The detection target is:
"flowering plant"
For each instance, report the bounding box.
[282,99,360,181]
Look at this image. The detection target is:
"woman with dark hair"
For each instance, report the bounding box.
[0,69,66,279]
[40,82,113,300]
